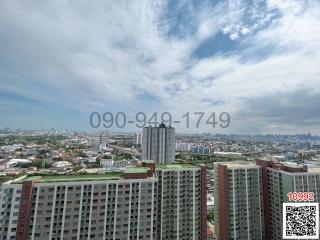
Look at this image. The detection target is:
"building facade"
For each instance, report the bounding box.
[142,123,175,163]
[175,142,191,152]
[100,159,130,169]
[96,131,108,151]
[155,164,207,240]
[191,147,213,155]
[0,169,157,240]
[256,159,320,240]
[214,162,265,240]
[0,162,206,240]
[133,133,143,147]
[0,183,22,240]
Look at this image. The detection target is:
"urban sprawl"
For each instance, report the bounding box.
[1,126,320,239]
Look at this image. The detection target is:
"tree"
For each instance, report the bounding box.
[207,210,214,222]
[102,154,112,159]
[73,165,83,172]
[52,156,63,161]
[78,152,88,158]
[114,152,132,160]
[32,159,52,169]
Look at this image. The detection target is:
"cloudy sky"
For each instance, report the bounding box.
[0,0,319,134]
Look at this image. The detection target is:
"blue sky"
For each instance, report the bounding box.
[0,0,320,133]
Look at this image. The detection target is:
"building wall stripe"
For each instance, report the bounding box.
[87,184,94,240]
[127,183,132,240]
[60,186,68,239]
[48,186,57,240]
[113,183,118,240]
[245,169,250,240]
[77,184,84,240]
[103,184,109,240]
[31,187,39,240]
[193,170,196,239]
[136,182,141,240]
[257,169,262,240]
[232,169,236,240]
[151,181,154,239]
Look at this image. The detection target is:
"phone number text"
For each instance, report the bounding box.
[89,112,230,129]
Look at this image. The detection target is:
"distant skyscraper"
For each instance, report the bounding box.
[214,162,265,240]
[142,123,175,163]
[96,130,108,150]
[256,159,320,240]
[134,132,143,147]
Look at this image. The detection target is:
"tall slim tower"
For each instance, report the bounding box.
[142,123,175,163]
[134,133,143,147]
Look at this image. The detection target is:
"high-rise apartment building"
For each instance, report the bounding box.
[96,131,108,150]
[142,123,175,163]
[155,163,207,240]
[256,159,320,240]
[214,162,265,240]
[0,162,206,240]
[0,169,157,240]
[0,183,22,240]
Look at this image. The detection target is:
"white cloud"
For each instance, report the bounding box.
[0,0,319,133]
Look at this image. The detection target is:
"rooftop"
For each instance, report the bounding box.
[14,172,123,183]
[155,163,197,169]
[142,160,155,164]
[0,175,19,183]
[124,167,149,174]
[219,161,260,169]
[307,167,320,173]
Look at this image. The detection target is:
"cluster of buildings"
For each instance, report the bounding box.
[175,134,320,160]
[176,142,214,155]
[0,161,207,240]
[175,142,242,156]
[0,134,96,172]
[0,124,211,240]
[2,126,320,240]
[214,159,320,240]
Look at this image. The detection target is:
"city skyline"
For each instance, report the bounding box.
[0,0,320,134]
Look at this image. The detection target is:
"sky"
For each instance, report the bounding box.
[0,0,320,134]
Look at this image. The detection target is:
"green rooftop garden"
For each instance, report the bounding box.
[0,175,21,183]
[15,172,122,183]
[155,163,197,169]
[142,160,155,163]
[125,167,149,174]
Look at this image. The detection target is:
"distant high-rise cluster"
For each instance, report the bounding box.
[142,123,175,163]
[0,162,207,240]
[214,159,320,240]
